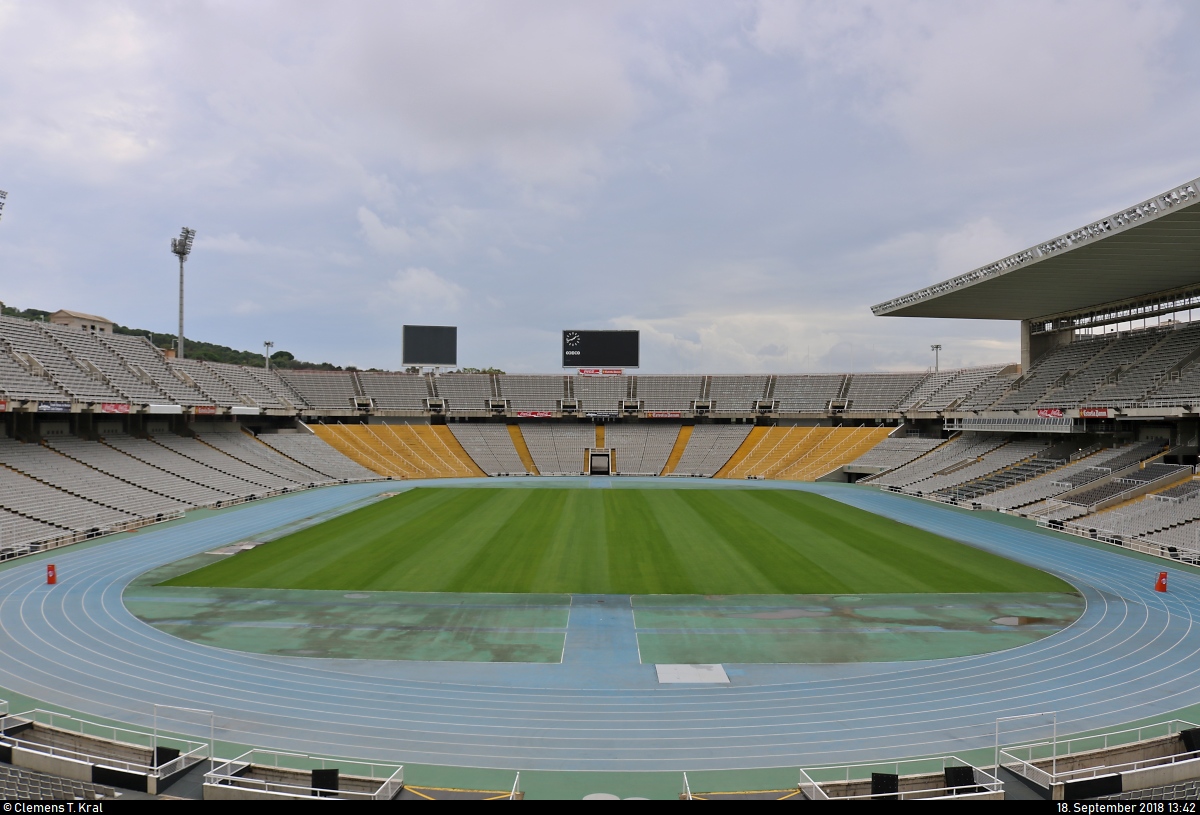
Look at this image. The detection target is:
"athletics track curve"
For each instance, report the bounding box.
[1,478,1198,772]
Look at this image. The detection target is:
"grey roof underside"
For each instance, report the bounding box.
[873,178,1200,321]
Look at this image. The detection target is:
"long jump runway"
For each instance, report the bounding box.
[1,478,1199,772]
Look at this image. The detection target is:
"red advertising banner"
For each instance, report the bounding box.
[1080,407,1111,419]
[645,411,682,419]
[517,410,554,418]
[0,399,7,413]
[577,368,624,377]
[100,403,130,414]
[195,405,219,415]
[1036,408,1064,418]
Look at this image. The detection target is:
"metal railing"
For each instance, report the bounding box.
[797,756,1002,800]
[1001,720,1199,786]
[205,749,403,801]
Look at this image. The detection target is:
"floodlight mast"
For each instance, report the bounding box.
[931,344,942,372]
[170,227,196,359]
[264,341,274,370]
[0,190,8,222]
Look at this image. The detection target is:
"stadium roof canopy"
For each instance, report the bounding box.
[873,177,1200,322]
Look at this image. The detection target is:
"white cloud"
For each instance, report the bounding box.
[932,217,1021,280]
[387,267,466,312]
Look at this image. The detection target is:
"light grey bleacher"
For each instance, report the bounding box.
[0,316,123,402]
[707,376,768,412]
[0,763,117,801]
[1039,328,1164,408]
[634,376,703,412]
[845,372,926,411]
[920,365,1007,412]
[897,371,957,411]
[168,358,245,407]
[40,322,167,404]
[1064,462,1189,508]
[520,423,594,475]
[448,424,528,475]
[497,375,565,412]
[956,372,1019,411]
[1088,483,1200,540]
[0,507,66,559]
[604,424,679,475]
[0,460,135,532]
[672,425,752,477]
[977,445,1142,511]
[279,370,357,410]
[357,372,428,410]
[846,436,944,472]
[572,376,629,413]
[868,433,1007,489]
[1090,323,1200,407]
[773,375,845,412]
[5,437,188,516]
[991,335,1109,410]
[194,427,334,486]
[152,435,300,491]
[903,437,1048,495]
[105,435,270,500]
[252,367,310,408]
[433,374,493,414]
[258,432,381,481]
[62,434,236,507]
[0,350,68,400]
[206,363,287,409]
[99,332,209,405]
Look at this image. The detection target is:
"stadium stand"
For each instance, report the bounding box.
[670,425,752,477]
[280,370,359,411]
[448,424,529,475]
[312,422,484,478]
[897,370,957,411]
[0,316,126,403]
[867,433,1008,489]
[707,375,769,413]
[0,458,137,533]
[99,332,210,405]
[0,507,70,560]
[0,764,117,801]
[358,372,429,411]
[634,376,704,412]
[717,425,890,480]
[496,375,565,413]
[844,373,925,412]
[105,434,275,500]
[773,375,845,412]
[572,375,629,413]
[954,371,1019,412]
[433,374,494,414]
[258,431,382,481]
[1037,328,1165,408]
[152,434,301,491]
[845,435,945,473]
[901,438,1049,496]
[520,423,594,475]
[604,424,680,475]
[192,424,334,486]
[919,365,1008,412]
[1089,322,1200,407]
[0,344,71,401]
[253,367,311,409]
[168,358,247,407]
[991,337,1109,410]
[201,362,291,409]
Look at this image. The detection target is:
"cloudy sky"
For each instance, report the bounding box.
[0,1,1197,373]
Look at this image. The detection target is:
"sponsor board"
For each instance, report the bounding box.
[1080,407,1111,419]
[1036,408,1064,419]
[195,405,219,415]
[38,401,71,413]
[577,368,625,377]
[645,411,682,419]
[585,411,620,418]
[100,402,130,414]
[516,410,554,418]
[0,399,6,412]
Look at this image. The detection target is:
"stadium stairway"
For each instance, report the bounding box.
[660,425,693,475]
[507,425,539,475]
[596,424,605,447]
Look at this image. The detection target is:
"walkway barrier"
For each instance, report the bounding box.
[204,749,403,800]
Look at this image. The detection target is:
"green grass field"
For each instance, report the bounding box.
[164,486,1073,595]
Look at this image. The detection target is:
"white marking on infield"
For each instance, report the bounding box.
[655,664,729,684]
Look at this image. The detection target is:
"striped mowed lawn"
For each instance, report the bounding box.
[163,487,1073,595]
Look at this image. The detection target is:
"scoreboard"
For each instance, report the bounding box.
[402,325,457,366]
[561,330,639,368]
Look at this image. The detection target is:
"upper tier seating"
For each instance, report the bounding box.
[1037,329,1165,408]
[956,373,1020,411]
[497,375,565,412]
[773,375,845,412]
[433,374,494,414]
[279,370,358,410]
[897,371,958,411]
[845,373,926,411]
[1090,322,1200,407]
[991,335,1111,410]
[168,358,247,407]
[98,332,209,405]
[920,366,1008,412]
[707,376,769,412]
[258,431,382,481]
[604,424,680,475]
[634,377,704,412]
[358,372,429,411]
[202,363,293,409]
[0,349,69,401]
[0,317,125,402]
[672,425,752,477]
[448,424,529,475]
[572,376,630,413]
[520,423,594,475]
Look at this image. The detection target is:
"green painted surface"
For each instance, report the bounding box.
[162,487,1073,595]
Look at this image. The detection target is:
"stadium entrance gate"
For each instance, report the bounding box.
[588,448,612,475]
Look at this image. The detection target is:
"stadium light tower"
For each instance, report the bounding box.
[264,341,274,370]
[170,227,196,359]
[931,344,942,372]
[0,189,8,222]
